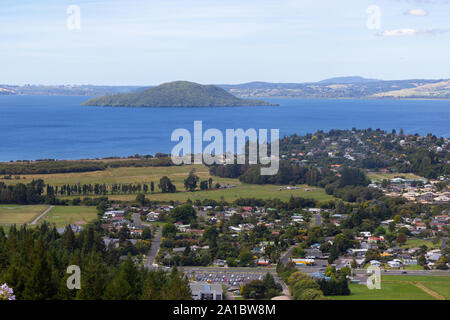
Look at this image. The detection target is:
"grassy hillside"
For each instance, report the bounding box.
[371,80,450,98]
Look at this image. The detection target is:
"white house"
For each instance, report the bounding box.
[103,210,125,218]
[370,260,381,267]
[387,261,401,268]
[360,231,372,238]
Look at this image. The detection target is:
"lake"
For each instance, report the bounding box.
[0,95,449,161]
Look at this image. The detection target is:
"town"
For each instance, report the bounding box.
[0,128,449,300]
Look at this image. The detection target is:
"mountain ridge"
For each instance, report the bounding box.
[2,77,449,99]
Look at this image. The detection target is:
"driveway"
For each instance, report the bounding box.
[30,206,54,225]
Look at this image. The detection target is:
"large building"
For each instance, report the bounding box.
[189,283,223,300]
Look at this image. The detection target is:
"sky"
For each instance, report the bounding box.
[1,0,449,85]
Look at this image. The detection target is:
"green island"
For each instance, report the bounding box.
[81,81,276,107]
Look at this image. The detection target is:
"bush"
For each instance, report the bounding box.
[292,279,320,299]
[299,289,327,300]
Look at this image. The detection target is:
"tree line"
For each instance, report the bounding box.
[0,157,175,175]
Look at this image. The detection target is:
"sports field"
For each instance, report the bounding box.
[40,206,98,228]
[330,275,450,300]
[366,172,424,181]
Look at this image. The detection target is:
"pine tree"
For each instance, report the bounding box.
[22,237,58,300]
[162,267,191,300]
[61,225,76,252]
[77,252,108,300]
[141,270,167,300]
[104,254,138,300]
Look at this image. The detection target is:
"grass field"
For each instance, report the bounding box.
[0,205,49,225]
[367,172,424,181]
[0,164,334,203]
[401,238,442,250]
[40,206,98,228]
[404,264,425,270]
[422,282,450,300]
[101,183,334,202]
[331,282,436,300]
[383,275,450,300]
[331,275,450,300]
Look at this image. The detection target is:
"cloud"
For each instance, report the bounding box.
[378,28,449,36]
[405,8,429,16]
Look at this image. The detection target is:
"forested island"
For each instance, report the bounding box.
[81,81,276,107]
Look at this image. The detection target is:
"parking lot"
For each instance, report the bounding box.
[185,271,273,289]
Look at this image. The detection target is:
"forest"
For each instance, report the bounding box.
[0,223,191,300]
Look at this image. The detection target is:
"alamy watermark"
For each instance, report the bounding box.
[66,265,81,290]
[366,265,381,290]
[171,121,280,175]
[67,5,81,30]
[366,5,381,30]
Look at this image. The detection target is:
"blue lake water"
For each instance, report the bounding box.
[0,95,449,161]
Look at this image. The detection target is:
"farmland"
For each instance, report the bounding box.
[0,164,335,203]
[0,204,49,225]
[0,205,98,231]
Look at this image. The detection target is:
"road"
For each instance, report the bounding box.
[441,237,448,251]
[354,269,450,277]
[312,213,322,227]
[290,265,450,277]
[280,245,297,266]
[131,212,162,269]
[30,205,54,225]
[132,212,146,227]
[146,226,162,269]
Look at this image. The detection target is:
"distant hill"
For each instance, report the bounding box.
[0,84,141,96]
[220,78,450,99]
[371,80,450,98]
[317,76,380,84]
[81,81,276,107]
[2,77,450,99]
[0,88,15,95]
